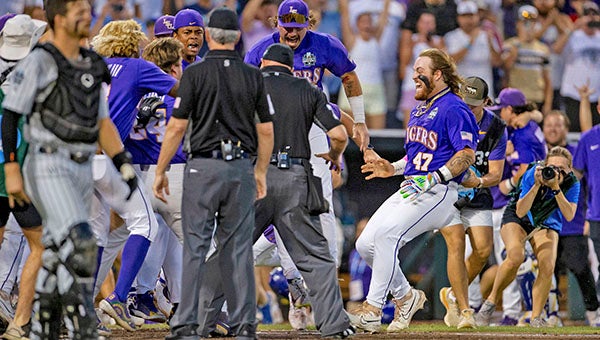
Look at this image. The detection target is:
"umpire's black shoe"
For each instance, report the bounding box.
[325,325,356,339]
[235,324,257,340]
[165,324,200,340]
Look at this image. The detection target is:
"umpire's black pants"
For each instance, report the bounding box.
[170,157,257,337]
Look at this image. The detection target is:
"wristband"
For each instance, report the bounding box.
[551,189,561,196]
[435,165,453,182]
[504,178,515,190]
[392,158,407,176]
[348,95,365,123]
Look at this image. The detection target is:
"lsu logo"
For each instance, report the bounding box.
[427,107,438,119]
[302,52,316,67]
[289,6,297,13]
[163,18,174,30]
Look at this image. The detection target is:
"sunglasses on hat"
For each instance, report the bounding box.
[279,13,308,25]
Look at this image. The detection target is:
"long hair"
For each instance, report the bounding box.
[419,48,463,95]
[91,20,147,58]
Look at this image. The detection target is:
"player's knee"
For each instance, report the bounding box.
[472,244,493,263]
[355,235,371,259]
[67,222,98,277]
[505,247,525,267]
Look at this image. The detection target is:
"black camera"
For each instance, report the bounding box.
[541,166,557,180]
[453,196,471,210]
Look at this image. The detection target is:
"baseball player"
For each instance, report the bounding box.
[0,14,46,340]
[90,19,178,331]
[245,0,372,268]
[1,1,137,339]
[173,9,204,70]
[356,48,479,332]
[438,77,508,327]
[153,15,175,39]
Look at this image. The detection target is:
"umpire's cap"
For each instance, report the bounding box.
[0,14,46,61]
[207,7,240,30]
[262,43,294,68]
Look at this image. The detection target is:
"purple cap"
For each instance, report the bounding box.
[174,9,204,30]
[154,15,175,37]
[277,0,309,28]
[488,88,527,110]
[0,13,17,32]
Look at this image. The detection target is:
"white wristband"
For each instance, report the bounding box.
[392,158,407,176]
[437,165,453,182]
[348,95,366,124]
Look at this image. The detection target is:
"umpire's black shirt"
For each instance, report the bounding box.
[261,65,341,159]
[173,49,273,154]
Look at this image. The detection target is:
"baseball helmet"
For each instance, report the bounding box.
[268,267,289,297]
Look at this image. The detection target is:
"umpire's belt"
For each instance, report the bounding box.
[269,154,304,165]
[38,145,91,164]
[191,150,250,160]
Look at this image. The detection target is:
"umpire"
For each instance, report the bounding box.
[254,43,354,337]
[153,7,274,340]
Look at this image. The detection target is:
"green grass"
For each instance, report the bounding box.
[257,322,600,335]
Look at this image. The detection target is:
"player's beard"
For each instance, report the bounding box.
[414,77,433,101]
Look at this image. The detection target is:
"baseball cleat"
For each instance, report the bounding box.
[439,287,459,327]
[457,308,476,329]
[99,293,137,331]
[387,288,426,332]
[346,300,382,333]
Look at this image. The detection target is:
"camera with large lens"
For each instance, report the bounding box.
[541,166,557,180]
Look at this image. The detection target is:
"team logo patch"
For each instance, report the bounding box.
[465,85,477,96]
[427,107,438,119]
[302,52,316,67]
[81,73,94,88]
[163,18,174,30]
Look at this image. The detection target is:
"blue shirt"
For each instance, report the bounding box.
[105,57,177,141]
[125,94,187,165]
[519,165,580,232]
[404,89,479,182]
[244,30,356,89]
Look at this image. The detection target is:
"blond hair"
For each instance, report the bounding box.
[142,38,183,73]
[419,48,464,95]
[91,20,147,58]
[546,146,573,168]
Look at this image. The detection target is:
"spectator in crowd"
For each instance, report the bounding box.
[444,0,501,98]
[337,0,390,129]
[398,11,444,127]
[502,5,553,114]
[90,0,139,38]
[558,1,600,131]
[241,0,278,53]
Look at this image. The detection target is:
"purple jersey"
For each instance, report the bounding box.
[105,57,177,141]
[573,126,600,221]
[560,143,586,235]
[491,121,547,209]
[404,89,479,182]
[182,55,201,71]
[244,31,356,89]
[124,94,187,164]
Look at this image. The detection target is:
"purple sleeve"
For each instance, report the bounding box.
[324,35,356,77]
[446,104,479,152]
[137,60,177,96]
[489,128,508,161]
[573,138,587,172]
[244,45,263,67]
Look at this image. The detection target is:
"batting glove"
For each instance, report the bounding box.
[134,97,164,129]
[399,172,441,201]
[112,150,138,200]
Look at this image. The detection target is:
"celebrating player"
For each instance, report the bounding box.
[356,48,479,332]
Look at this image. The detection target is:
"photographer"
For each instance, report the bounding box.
[476,146,580,327]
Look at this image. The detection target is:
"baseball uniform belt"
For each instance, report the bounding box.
[38,145,92,164]
[191,149,251,160]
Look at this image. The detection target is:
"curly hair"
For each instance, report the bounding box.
[142,38,183,73]
[91,20,147,58]
[419,48,464,95]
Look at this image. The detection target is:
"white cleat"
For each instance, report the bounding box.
[346,301,382,333]
[387,288,427,332]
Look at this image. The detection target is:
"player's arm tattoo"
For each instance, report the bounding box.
[445,148,475,178]
[341,71,363,97]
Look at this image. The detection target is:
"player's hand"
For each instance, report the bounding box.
[315,152,342,172]
[353,123,370,152]
[399,172,441,201]
[112,150,138,200]
[255,171,267,200]
[363,149,380,163]
[4,162,31,209]
[461,167,480,188]
[361,158,394,180]
[135,97,164,129]
[153,171,170,203]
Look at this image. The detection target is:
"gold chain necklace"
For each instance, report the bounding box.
[414,87,451,117]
